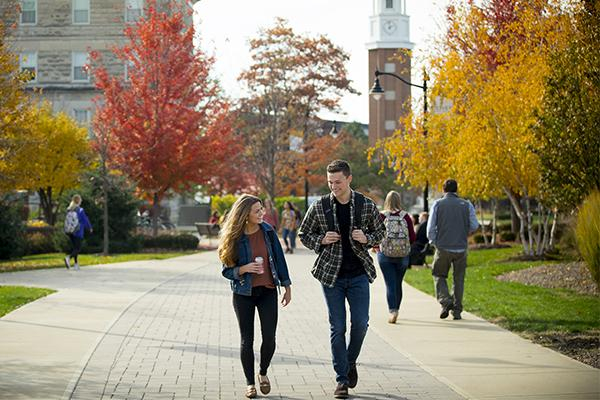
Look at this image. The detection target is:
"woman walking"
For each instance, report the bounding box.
[64,194,92,271]
[280,201,297,254]
[377,191,415,323]
[219,194,292,398]
[262,198,279,231]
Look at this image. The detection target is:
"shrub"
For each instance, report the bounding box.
[575,191,600,287]
[24,229,57,255]
[211,194,238,216]
[0,204,25,259]
[473,233,493,244]
[274,196,305,214]
[142,233,199,250]
[499,231,517,242]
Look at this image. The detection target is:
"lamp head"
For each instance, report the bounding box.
[370,77,384,101]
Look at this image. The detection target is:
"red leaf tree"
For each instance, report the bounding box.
[91,0,239,235]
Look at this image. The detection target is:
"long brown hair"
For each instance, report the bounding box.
[383,191,403,212]
[218,194,262,267]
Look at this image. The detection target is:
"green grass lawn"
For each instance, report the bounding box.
[0,285,56,317]
[0,251,197,273]
[405,246,600,334]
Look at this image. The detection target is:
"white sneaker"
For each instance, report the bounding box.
[74,263,80,271]
[64,257,71,269]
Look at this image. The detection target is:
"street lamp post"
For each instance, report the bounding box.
[370,69,429,212]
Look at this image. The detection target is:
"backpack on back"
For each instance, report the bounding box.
[380,211,410,257]
[64,208,80,234]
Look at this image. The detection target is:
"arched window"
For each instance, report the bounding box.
[386,0,394,9]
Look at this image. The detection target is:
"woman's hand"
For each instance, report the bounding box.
[281,286,292,307]
[239,262,262,275]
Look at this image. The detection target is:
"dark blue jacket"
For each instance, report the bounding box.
[73,207,92,239]
[221,222,292,296]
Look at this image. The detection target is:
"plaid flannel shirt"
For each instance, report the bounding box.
[298,191,386,287]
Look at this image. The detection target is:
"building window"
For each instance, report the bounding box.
[20,52,37,81]
[73,109,90,125]
[125,0,143,22]
[20,0,37,24]
[73,0,90,24]
[385,120,396,131]
[384,63,396,73]
[384,90,396,101]
[72,52,89,82]
[386,0,394,9]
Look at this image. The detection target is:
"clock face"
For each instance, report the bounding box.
[383,20,397,35]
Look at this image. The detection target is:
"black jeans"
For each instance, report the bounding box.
[232,286,278,385]
[68,234,82,263]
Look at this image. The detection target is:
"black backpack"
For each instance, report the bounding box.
[321,192,365,231]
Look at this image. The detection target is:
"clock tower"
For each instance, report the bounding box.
[366,0,413,146]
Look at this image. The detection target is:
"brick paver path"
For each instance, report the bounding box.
[69,254,464,400]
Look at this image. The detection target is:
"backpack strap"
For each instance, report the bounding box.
[353,192,365,229]
[321,194,335,232]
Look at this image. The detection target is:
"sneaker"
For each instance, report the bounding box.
[348,365,358,388]
[440,303,454,319]
[453,312,462,320]
[334,383,349,399]
[64,256,71,269]
[388,311,398,324]
[74,263,80,271]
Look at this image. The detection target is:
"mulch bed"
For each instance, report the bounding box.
[496,261,598,296]
[497,262,599,368]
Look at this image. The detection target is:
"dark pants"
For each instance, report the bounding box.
[322,274,370,384]
[68,234,82,263]
[377,253,409,312]
[232,286,278,385]
[432,248,467,314]
[282,229,296,250]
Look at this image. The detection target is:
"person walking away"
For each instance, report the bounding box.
[409,212,429,267]
[63,194,92,271]
[427,179,479,320]
[219,195,292,399]
[376,191,415,324]
[262,198,279,231]
[281,201,297,254]
[298,160,386,399]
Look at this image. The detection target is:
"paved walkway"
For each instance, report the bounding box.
[0,248,598,400]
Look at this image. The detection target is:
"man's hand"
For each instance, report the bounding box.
[321,231,341,245]
[351,229,367,244]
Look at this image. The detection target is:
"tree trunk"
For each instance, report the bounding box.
[102,169,109,256]
[38,187,56,226]
[505,188,529,255]
[491,198,497,245]
[510,198,520,235]
[525,195,534,256]
[152,192,159,237]
[540,205,551,256]
[478,200,489,245]
[549,211,558,249]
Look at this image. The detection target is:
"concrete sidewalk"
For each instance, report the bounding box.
[0,248,598,399]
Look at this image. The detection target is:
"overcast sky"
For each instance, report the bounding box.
[193,0,449,125]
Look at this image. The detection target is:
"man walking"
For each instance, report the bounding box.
[298,160,386,399]
[427,179,479,320]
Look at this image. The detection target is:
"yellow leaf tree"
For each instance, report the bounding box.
[11,103,93,225]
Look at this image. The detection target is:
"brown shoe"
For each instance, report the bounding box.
[388,311,398,324]
[257,374,271,395]
[334,383,348,399]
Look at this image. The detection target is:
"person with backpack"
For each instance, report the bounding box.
[298,160,386,399]
[64,194,92,271]
[376,191,416,324]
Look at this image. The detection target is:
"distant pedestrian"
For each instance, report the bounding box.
[409,212,429,267]
[262,198,279,231]
[63,194,92,271]
[376,191,415,324]
[298,160,386,399]
[427,179,479,320]
[281,201,297,254]
[219,194,292,399]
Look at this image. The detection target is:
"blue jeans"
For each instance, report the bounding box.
[282,228,296,249]
[377,253,409,313]
[322,274,370,384]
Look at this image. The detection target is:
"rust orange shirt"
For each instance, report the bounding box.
[248,230,275,289]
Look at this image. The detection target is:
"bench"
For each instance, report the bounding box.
[195,222,220,244]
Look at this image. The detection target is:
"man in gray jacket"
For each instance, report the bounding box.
[427,179,479,320]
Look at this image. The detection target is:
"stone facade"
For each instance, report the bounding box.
[5,0,197,130]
